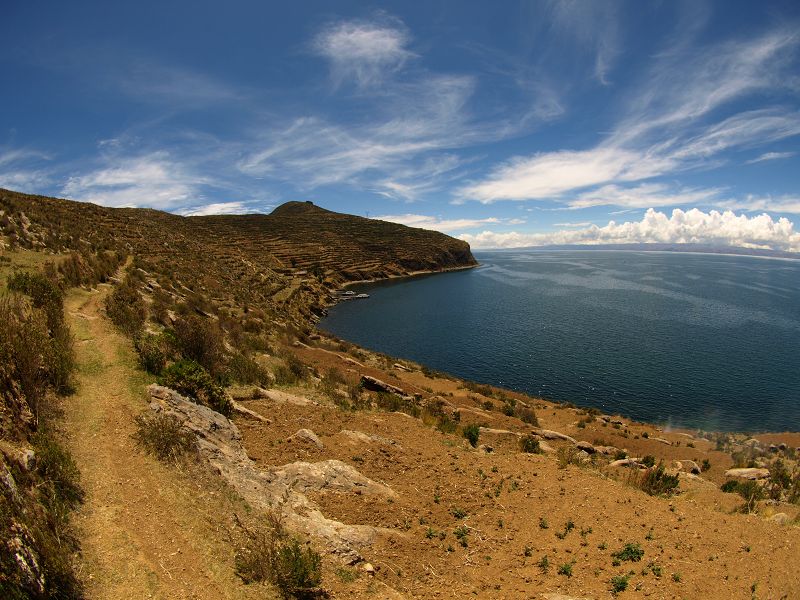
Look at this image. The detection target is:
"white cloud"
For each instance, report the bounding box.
[178,201,258,216]
[61,152,202,209]
[554,221,593,227]
[374,213,501,233]
[313,18,414,88]
[746,151,796,164]
[569,183,722,209]
[458,29,800,206]
[0,148,52,192]
[716,195,800,214]
[458,208,800,252]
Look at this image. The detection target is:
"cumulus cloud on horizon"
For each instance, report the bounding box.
[457,208,800,252]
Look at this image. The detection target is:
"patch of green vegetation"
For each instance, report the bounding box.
[612,542,644,563]
[462,423,480,447]
[159,359,231,416]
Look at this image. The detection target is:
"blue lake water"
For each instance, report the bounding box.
[321,251,800,433]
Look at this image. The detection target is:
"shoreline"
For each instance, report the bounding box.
[338,262,478,289]
[321,263,799,439]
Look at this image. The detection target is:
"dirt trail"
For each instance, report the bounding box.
[62,285,269,600]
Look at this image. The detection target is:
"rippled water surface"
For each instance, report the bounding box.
[322,251,800,432]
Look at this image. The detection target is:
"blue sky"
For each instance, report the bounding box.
[2,0,800,251]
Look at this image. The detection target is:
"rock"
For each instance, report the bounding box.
[724,467,770,480]
[360,375,414,401]
[532,428,577,444]
[651,437,672,446]
[576,441,596,454]
[609,458,641,468]
[392,363,411,372]
[231,401,270,423]
[479,444,494,453]
[677,460,701,475]
[147,384,392,562]
[769,444,778,453]
[593,445,621,456]
[541,593,593,600]
[744,438,761,447]
[769,513,792,525]
[778,443,787,451]
[258,388,315,406]
[362,562,376,574]
[340,430,399,447]
[538,441,555,453]
[288,428,324,449]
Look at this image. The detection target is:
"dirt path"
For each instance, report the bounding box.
[63,285,271,600]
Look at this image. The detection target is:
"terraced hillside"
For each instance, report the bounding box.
[0,189,476,323]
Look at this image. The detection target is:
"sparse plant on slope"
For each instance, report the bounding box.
[133,413,197,463]
[632,461,680,497]
[462,423,480,447]
[105,272,147,337]
[235,512,322,599]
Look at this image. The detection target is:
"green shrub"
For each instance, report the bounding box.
[134,333,170,375]
[610,574,629,594]
[32,430,84,510]
[436,415,458,434]
[133,413,197,462]
[273,352,308,386]
[612,542,644,563]
[235,513,322,598]
[633,462,680,497]
[641,455,656,468]
[173,315,226,377]
[462,424,480,447]
[520,435,541,454]
[227,352,269,386]
[6,271,64,331]
[557,446,583,468]
[106,274,147,337]
[159,360,231,416]
[516,406,539,426]
[557,562,573,577]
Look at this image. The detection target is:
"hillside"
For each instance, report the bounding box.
[0,190,476,324]
[1,188,798,600]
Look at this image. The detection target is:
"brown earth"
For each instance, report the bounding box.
[62,284,277,600]
[232,343,800,600]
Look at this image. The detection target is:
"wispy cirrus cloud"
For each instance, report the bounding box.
[746,151,795,164]
[716,195,800,214]
[458,28,800,206]
[458,208,800,252]
[178,201,267,216]
[374,213,502,232]
[0,147,53,192]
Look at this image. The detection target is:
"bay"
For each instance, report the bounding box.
[321,251,800,433]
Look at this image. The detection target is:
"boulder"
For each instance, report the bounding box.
[258,388,315,406]
[609,458,641,468]
[769,513,792,525]
[651,437,672,446]
[593,445,621,456]
[576,440,596,454]
[532,428,577,444]
[288,428,324,449]
[360,375,414,401]
[724,467,770,480]
[676,460,701,475]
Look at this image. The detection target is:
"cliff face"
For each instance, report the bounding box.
[0,190,477,322]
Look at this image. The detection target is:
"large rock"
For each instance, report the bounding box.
[724,467,770,480]
[676,460,701,475]
[576,441,596,454]
[609,458,641,468]
[532,428,577,444]
[360,375,414,401]
[147,384,393,562]
[288,428,324,449]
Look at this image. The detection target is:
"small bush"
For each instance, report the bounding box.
[133,413,197,462]
[273,353,307,386]
[106,274,147,337]
[641,455,656,468]
[436,415,458,434]
[612,542,644,563]
[134,333,170,374]
[520,435,541,454]
[557,446,583,468]
[557,562,573,577]
[235,513,322,598]
[516,406,539,426]
[633,462,680,497]
[462,424,480,448]
[159,360,231,416]
[173,315,226,377]
[227,352,270,386]
[610,574,629,594]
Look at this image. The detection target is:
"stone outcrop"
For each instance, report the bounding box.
[148,384,395,562]
[360,375,415,401]
[288,428,324,449]
[724,467,770,480]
